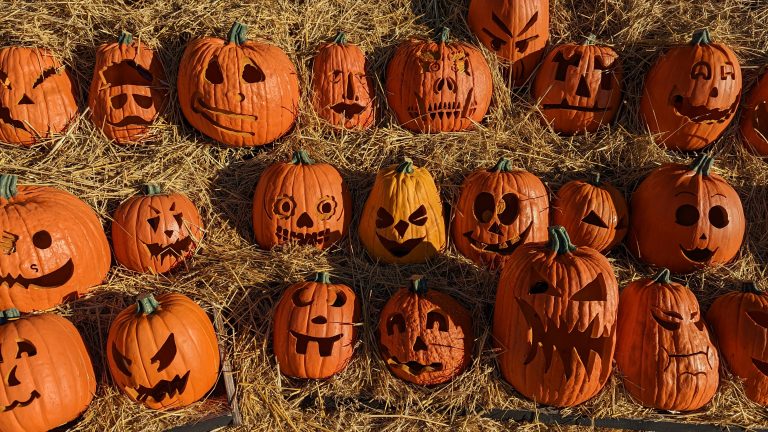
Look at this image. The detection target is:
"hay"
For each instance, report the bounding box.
[1,0,767,430]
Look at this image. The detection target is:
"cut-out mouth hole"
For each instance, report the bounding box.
[144,236,194,265]
[108,115,154,127]
[192,96,257,136]
[386,357,443,375]
[2,390,39,412]
[290,330,343,357]
[542,98,609,112]
[0,106,27,130]
[375,233,425,258]
[582,210,609,228]
[661,346,712,373]
[0,258,74,289]
[464,223,532,255]
[752,357,768,376]
[330,102,367,118]
[671,93,739,124]
[680,245,716,263]
[275,227,341,248]
[408,90,478,122]
[133,371,190,403]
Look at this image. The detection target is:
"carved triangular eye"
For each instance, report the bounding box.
[151,334,177,372]
[748,310,768,329]
[582,211,608,229]
[571,274,607,301]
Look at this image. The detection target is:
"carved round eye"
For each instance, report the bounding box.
[499,193,520,225]
[675,204,699,226]
[32,230,52,249]
[708,205,729,229]
[429,62,440,72]
[273,195,296,219]
[242,63,265,83]
[329,289,347,307]
[205,58,224,84]
[473,192,496,223]
[291,287,313,307]
[316,196,337,221]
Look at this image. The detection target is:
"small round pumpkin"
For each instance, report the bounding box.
[739,69,768,156]
[312,32,375,130]
[359,158,446,264]
[707,282,768,406]
[385,28,493,133]
[451,157,549,269]
[553,173,628,252]
[178,21,300,147]
[107,293,220,410]
[273,272,360,379]
[112,184,203,274]
[640,29,742,151]
[627,154,745,274]
[252,150,351,250]
[494,226,619,407]
[377,275,473,386]
[616,269,719,411]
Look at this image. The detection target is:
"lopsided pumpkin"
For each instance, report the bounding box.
[739,69,768,156]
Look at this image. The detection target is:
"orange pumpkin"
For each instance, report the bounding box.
[312,32,375,130]
[273,272,360,379]
[0,47,78,146]
[494,226,618,407]
[112,184,203,274]
[627,154,745,274]
[88,31,168,144]
[252,150,351,249]
[178,21,300,147]
[739,69,768,156]
[385,28,493,133]
[451,158,549,269]
[377,275,473,385]
[640,29,741,151]
[107,293,220,410]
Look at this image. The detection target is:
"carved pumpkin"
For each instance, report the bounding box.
[627,154,745,274]
[88,31,168,144]
[252,150,351,249]
[451,158,549,269]
[553,174,628,252]
[107,293,220,410]
[385,28,493,133]
[640,29,741,151]
[312,32,375,130]
[178,21,300,147]
[616,269,718,411]
[273,272,360,379]
[467,0,549,85]
[0,174,110,312]
[739,70,768,156]
[707,282,768,406]
[532,36,623,134]
[0,47,78,146]
[377,276,473,385]
[0,309,96,432]
[112,184,203,274]
[359,158,446,264]
[494,226,618,407]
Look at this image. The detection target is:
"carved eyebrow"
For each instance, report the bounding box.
[517,12,539,36]
[32,67,61,88]
[674,191,697,197]
[712,193,727,198]
[491,12,514,38]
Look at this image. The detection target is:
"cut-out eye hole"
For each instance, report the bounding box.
[426,310,449,332]
[529,281,549,295]
[205,58,224,84]
[291,287,313,307]
[386,313,406,335]
[111,93,129,109]
[329,289,347,307]
[721,63,736,80]
[242,63,265,83]
[147,216,160,232]
[273,195,296,219]
[694,318,705,331]
[473,192,496,223]
[0,70,10,89]
[111,343,132,377]
[316,196,337,221]
[173,213,184,229]
[708,205,728,229]
[32,230,52,249]
[675,204,699,226]
[331,70,343,83]
[582,210,608,229]
[518,11,539,35]
[571,274,607,301]
[150,334,177,372]
[408,205,428,226]
[553,52,582,81]
[15,339,36,358]
[32,67,59,88]
[376,208,395,229]
[652,309,682,331]
[498,193,519,225]
[747,310,768,329]
[134,94,154,109]
[690,61,712,80]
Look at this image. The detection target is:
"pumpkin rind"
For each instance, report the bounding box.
[739,70,768,156]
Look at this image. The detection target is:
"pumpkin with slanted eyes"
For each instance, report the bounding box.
[0,47,78,146]
[740,69,768,156]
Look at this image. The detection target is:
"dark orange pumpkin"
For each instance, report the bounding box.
[494,226,618,407]
[740,69,768,156]
[385,28,493,133]
[273,272,360,379]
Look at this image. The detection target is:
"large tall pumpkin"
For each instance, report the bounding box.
[0,175,111,312]
[740,70,768,156]
[178,21,300,147]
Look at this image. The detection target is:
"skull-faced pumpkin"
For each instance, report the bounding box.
[640,29,741,151]
[451,158,549,269]
[739,70,768,156]
[312,33,375,130]
[377,276,473,386]
[359,158,446,264]
[178,21,300,147]
[0,47,78,146]
[107,293,220,410]
[386,28,493,133]
[112,184,203,274]
[627,154,745,274]
[616,269,719,411]
[707,282,768,406]
[494,226,618,407]
[252,150,351,250]
[273,272,360,379]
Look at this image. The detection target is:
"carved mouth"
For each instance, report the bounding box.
[192,95,257,135]
[134,371,190,403]
[680,245,716,263]
[290,330,343,356]
[542,98,609,112]
[144,236,194,264]
[662,346,712,375]
[0,106,27,131]
[671,93,739,124]
[407,89,478,122]
[275,227,341,248]
[375,233,425,258]
[752,357,768,376]
[2,390,40,412]
[330,102,367,118]
[464,223,532,255]
[0,259,74,289]
[386,357,443,375]
[107,115,153,127]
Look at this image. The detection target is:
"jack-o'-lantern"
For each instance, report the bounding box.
[377,275,473,386]
[0,174,110,312]
[553,173,628,252]
[451,158,549,269]
[627,154,745,274]
[707,282,768,406]
[88,31,168,144]
[252,150,351,249]
[385,28,493,133]
[312,32,375,130]
[494,226,619,407]
[0,47,78,146]
[273,272,360,379]
[740,70,768,156]
[107,293,220,410]
[467,0,549,86]
[0,309,96,432]
[616,269,719,411]
[640,29,742,151]
[112,184,203,274]
[178,21,300,147]
[532,36,623,134]
[359,158,446,264]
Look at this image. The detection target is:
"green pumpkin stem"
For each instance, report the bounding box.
[652,268,672,284]
[313,272,332,284]
[333,32,347,45]
[583,34,597,45]
[0,309,20,324]
[690,29,712,45]
[0,175,18,200]
[589,172,602,186]
[547,226,577,255]
[141,183,163,196]
[291,150,315,165]
[136,293,160,315]
[409,275,427,295]
[227,21,248,45]
[489,157,514,173]
[118,31,133,45]
[690,154,714,176]
[396,157,415,174]
[438,27,450,44]
[742,281,764,295]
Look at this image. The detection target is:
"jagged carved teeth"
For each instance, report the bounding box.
[275,227,332,246]
[386,357,443,375]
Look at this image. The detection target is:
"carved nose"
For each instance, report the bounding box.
[394,220,409,237]
[345,73,358,101]
[6,366,19,387]
[433,77,456,94]
[164,230,175,238]
[311,316,327,324]
[297,212,314,228]
[18,94,33,105]
[413,336,428,352]
[576,76,591,98]
[699,233,707,240]
[489,222,503,235]
[709,87,719,98]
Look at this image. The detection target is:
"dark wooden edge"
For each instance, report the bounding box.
[164,414,233,432]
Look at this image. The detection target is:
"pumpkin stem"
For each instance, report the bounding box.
[690,154,714,176]
[396,157,415,174]
[547,226,577,255]
[291,150,315,165]
[438,27,450,44]
[583,34,597,45]
[0,309,20,324]
[136,293,160,315]
[409,275,427,295]
[227,21,249,45]
[313,272,332,284]
[690,28,712,45]
[588,172,602,186]
[489,157,514,173]
[333,32,347,45]
[118,31,133,45]
[0,175,17,199]
[652,268,672,284]
[741,281,764,295]
[141,183,163,196]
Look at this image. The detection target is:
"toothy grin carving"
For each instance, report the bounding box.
[386,357,443,375]
[407,89,477,122]
[290,330,343,357]
[671,93,739,124]
[375,234,425,258]
[680,245,716,263]
[0,259,74,289]
[464,223,532,255]
[2,390,40,411]
[134,371,190,403]
[542,98,609,112]
[144,237,194,262]
[192,95,257,135]
[331,102,366,118]
[276,227,341,247]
